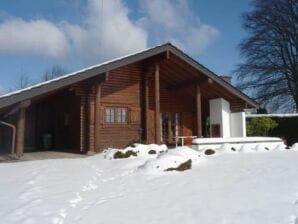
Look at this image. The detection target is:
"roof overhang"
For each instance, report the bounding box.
[0,43,258,110]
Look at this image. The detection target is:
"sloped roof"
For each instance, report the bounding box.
[0,43,258,109]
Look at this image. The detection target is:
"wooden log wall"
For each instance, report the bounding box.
[97,62,143,150]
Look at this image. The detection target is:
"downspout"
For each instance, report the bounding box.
[0,121,16,155]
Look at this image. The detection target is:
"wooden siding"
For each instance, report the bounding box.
[96,62,143,150]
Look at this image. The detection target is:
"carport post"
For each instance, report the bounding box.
[15,101,30,157]
[196,84,202,137]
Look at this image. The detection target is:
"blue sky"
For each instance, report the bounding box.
[0,0,251,93]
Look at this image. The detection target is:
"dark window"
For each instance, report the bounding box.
[211,124,221,137]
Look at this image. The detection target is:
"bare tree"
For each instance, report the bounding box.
[41,65,66,81]
[235,0,298,112]
[13,74,32,90]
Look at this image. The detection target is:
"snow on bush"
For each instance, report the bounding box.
[204,149,216,155]
[104,144,167,160]
[102,141,292,173]
[113,150,137,159]
[139,147,204,173]
[165,159,192,172]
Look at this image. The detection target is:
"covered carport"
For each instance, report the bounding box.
[0,79,96,157]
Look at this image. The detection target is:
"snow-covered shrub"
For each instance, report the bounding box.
[165,159,192,172]
[204,149,216,155]
[113,150,137,159]
[104,144,168,160]
[148,150,157,155]
[140,147,203,173]
[125,140,147,148]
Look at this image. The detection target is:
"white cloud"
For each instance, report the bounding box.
[139,0,219,54]
[0,0,218,63]
[65,0,147,64]
[0,18,69,58]
[0,0,147,64]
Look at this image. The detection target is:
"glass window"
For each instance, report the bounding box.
[171,113,180,137]
[105,108,128,124]
[105,108,115,123]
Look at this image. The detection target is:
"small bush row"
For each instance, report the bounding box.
[113,150,137,159]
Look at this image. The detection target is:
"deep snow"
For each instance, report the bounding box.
[1,144,298,224]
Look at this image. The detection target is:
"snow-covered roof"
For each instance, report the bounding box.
[246,113,298,118]
[0,43,258,110]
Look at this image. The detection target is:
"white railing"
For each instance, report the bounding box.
[175,136,197,147]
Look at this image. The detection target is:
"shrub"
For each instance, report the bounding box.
[204,149,216,155]
[125,139,147,148]
[113,150,137,159]
[148,150,157,154]
[231,147,236,151]
[246,117,278,136]
[165,159,192,172]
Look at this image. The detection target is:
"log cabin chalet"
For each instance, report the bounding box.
[0,43,258,157]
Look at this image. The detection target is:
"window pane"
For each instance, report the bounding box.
[105,108,115,123]
[117,109,122,123]
[116,108,127,123]
[110,109,114,122]
[105,109,110,122]
[121,109,126,123]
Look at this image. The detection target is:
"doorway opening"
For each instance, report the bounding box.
[161,112,181,144]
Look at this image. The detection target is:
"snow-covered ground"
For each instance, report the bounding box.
[1,144,298,224]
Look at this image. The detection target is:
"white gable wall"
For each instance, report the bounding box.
[209,98,246,138]
[209,98,231,137]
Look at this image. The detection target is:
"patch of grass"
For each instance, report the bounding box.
[165,159,192,172]
[204,149,216,155]
[113,150,137,159]
[148,150,157,155]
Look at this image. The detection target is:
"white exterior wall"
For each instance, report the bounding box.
[221,99,231,137]
[209,98,246,138]
[209,98,231,137]
[230,112,246,137]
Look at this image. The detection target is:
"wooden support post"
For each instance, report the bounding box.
[145,77,150,142]
[80,94,87,152]
[168,113,172,143]
[155,64,161,144]
[88,87,96,154]
[196,84,202,137]
[94,83,102,152]
[16,107,26,157]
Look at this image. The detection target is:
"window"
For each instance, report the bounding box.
[105,108,115,123]
[105,108,128,124]
[117,108,127,123]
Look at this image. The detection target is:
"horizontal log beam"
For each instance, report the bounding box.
[168,77,212,91]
